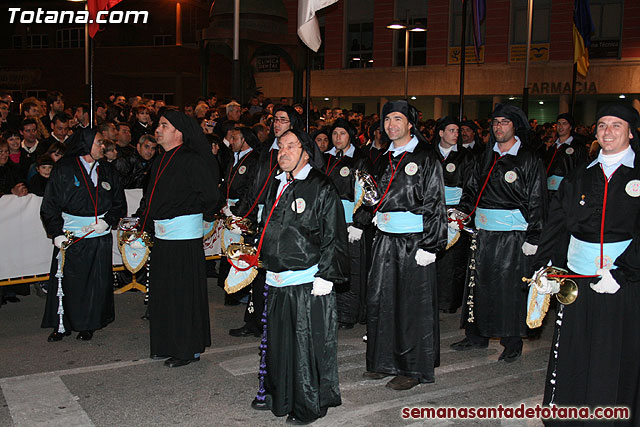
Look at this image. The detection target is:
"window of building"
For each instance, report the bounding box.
[153,35,175,46]
[312,24,326,70]
[142,93,175,105]
[590,0,622,41]
[16,34,50,49]
[450,0,486,47]
[56,28,84,48]
[346,0,374,68]
[26,90,47,100]
[510,0,551,45]
[12,35,22,49]
[394,0,428,66]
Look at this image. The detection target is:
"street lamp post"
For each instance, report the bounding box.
[387,15,426,100]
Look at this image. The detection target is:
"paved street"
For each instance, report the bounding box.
[0,279,550,426]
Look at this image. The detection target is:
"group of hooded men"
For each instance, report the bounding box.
[38,97,640,425]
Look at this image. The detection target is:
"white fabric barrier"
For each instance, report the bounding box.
[1,189,221,281]
[0,189,144,281]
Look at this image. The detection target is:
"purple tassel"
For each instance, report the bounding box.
[255,280,270,402]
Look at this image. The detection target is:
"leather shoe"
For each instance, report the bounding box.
[164,356,200,368]
[229,324,260,337]
[500,348,522,363]
[77,331,93,341]
[251,395,271,411]
[286,415,312,425]
[47,330,71,342]
[362,371,390,380]
[338,322,354,330]
[450,337,488,351]
[386,375,420,391]
[4,296,20,303]
[151,355,169,360]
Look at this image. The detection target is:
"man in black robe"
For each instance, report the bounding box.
[365,100,447,390]
[460,120,485,157]
[451,104,547,362]
[231,106,304,334]
[432,117,474,314]
[252,128,348,424]
[324,118,374,329]
[532,104,640,425]
[218,126,260,318]
[139,109,221,367]
[40,128,126,341]
[542,113,588,195]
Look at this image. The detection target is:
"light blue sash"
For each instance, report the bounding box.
[547,175,563,191]
[475,208,528,231]
[154,213,204,240]
[62,212,109,238]
[342,200,355,223]
[266,264,319,287]
[376,211,424,234]
[444,186,463,206]
[567,236,632,276]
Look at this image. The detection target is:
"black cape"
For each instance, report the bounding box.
[261,167,349,422]
[433,145,475,312]
[142,144,221,360]
[367,141,447,383]
[535,150,640,425]
[459,143,547,337]
[323,147,374,324]
[40,156,126,332]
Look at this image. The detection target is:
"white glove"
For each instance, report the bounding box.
[590,269,620,294]
[415,249,436,266]
[372,215,378,226]
[89,218,109,234]
[311,277,333,296]
[222,204,233,217]
[522,242,538,256]
[54,235,67,249]
[129,239,144,249]
[347,226,363,243]
[530,267,560,295]
[448,219,461,231]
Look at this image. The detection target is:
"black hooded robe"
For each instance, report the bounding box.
[323,146,374,325]
[433,145,475,312]
[40,154,126,333]
[366,140,447,383]
[142,144,220,360]
[535,152,640,426]
[459,142,547,339]
[261,167,349,422]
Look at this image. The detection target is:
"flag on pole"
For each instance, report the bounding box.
[573,0,595,77]
[471,0,486,59]
[298,0,339,52]
[88,0,124,38]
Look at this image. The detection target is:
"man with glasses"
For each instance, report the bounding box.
[40,128,126,342]
[230,106,304,335]
[450,104,547,362]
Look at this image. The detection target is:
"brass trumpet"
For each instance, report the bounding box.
[225,216,255,234]
[355,170,380,206]
[522,266,578,305]
[225,242,262,268]
[447,208,471,226]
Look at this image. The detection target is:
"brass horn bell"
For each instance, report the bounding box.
[523,266,578,305]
